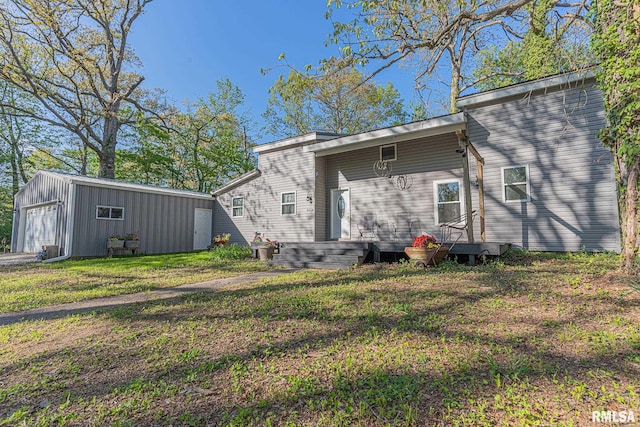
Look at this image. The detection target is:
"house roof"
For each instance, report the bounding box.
[456,67,596,109]
[37,170,214,200]
[252,131,342,154]
[303,113,466,157]
[211,169,262,196]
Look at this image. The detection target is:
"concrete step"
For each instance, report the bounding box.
[272,254,362,264]
[269,260,357,270]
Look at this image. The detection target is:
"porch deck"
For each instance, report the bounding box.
[252,241,511,270]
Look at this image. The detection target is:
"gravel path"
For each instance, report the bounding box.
[0,269,299,326]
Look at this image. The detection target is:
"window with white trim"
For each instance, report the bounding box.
[380,144,397,161]
[281,192,296,215]
[96,205,124,220]
[434,180,462,224]
[232,197,244,218]
[502,165,530,202]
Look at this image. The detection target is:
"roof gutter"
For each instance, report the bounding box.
[44,182,76,263]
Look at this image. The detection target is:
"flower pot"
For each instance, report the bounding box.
[257,245,275,261]
[404,245,450,267]
[107,239,125,248]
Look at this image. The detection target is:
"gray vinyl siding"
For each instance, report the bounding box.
[325,133,463,240]
[72,185,213,256]
[213,145,317,244]
[11,172,70,254]
[465,81,621,252]
[314,156,327,241]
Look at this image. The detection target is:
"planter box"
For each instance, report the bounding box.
[125,240,140,249]
[404,245,450,267]
[107,239,125,249]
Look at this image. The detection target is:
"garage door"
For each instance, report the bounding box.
[23,204,58,253]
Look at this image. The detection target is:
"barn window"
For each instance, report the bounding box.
[96,205,124,220]
[502,166,530,202]
[232,197,244,218]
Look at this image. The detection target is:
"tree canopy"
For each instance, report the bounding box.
[0,0,157,178]
[264,66,406,138]
[326,0,592,112]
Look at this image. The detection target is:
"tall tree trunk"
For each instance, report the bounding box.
[621,161,639,269]
[100,117,120,179]
[10,142,19,196]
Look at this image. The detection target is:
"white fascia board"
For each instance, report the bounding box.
[304,113,466,157]
[457,68,596,109]
[40,171,213,200]
[253,132,342,154]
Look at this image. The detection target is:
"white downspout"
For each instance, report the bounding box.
[44,182,76,263]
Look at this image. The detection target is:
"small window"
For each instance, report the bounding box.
[434,180,462,224]
[96,205,124,220]
[281,192,296,216]
[380,144,397,162]
[232,197,244,218]
[502,166,530,202]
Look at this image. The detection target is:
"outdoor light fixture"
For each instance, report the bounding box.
[306,194,313,203]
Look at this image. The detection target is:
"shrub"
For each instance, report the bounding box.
[209,244,252,261]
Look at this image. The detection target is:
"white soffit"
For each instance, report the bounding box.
[253,132,342,154]
[304,113,466,157]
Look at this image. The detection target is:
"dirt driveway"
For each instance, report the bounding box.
[0,252,36,266]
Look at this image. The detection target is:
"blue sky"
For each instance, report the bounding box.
[129,0,422,143]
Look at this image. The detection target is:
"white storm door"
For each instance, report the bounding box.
[23,204,58,253]
[330,189,350,240]
[193,208,212,250]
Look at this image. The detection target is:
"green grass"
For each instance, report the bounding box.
[0,250,268,313]
[0,252,638,426]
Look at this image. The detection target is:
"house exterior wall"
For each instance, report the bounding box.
[464,80,621,252]
[71,185,214,257]
[11,172,70,254]
[213,145,317,244]
[324,133,463,241]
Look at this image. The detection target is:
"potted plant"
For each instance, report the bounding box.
[124,231,140,249]
[213,233,231,247]
[404,233,449,267]
[107,235,125,248]
[257,239,278,261]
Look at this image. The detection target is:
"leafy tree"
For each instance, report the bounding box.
[116,117,177,186]
[263,67,406,138]
[169,79,256,193]
[0,0,156,179]
[473,0,594,90]
[0,185,12,243]
[0,82,45,194]
[592,0,640,270]
[326,0,591,112]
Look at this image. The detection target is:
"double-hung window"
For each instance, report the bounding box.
[434,180,462,224]
[96,205,124,220]
[502,166,530,202]
[281,192,296,215]
[232,197,244,218]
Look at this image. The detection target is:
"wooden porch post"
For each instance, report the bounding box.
[457,131,475,243]
[456,130,486,243]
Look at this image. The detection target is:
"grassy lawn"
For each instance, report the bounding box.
[0,250,269,313]
[1,252,639,426]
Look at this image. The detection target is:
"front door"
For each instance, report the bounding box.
[330,188,350,240]
[193,208,212,250]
